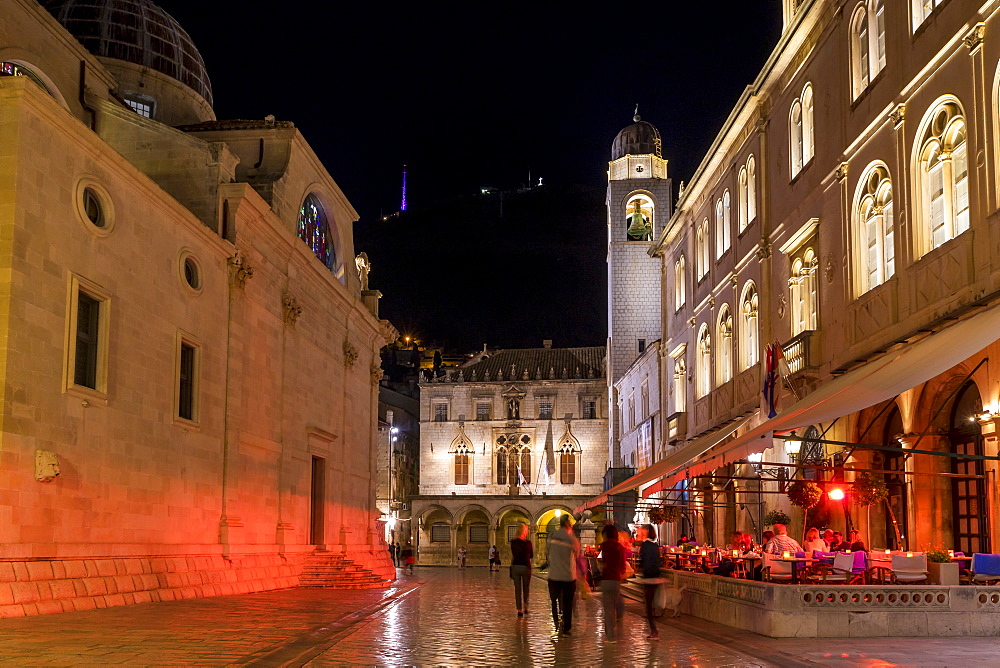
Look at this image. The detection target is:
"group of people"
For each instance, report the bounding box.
[505,516,662,643]
[387,541,415,574]
[772,525,869,556]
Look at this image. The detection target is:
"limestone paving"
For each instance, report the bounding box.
[0,568,996,665]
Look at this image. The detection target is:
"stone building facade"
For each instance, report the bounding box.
[0,0,393,617]
[412,345,607,566]
[593,0,1000,558]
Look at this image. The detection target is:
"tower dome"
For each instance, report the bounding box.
[43,0,214,123]
[611,112,662,160]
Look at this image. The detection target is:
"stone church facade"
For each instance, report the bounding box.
[0,0,393,617]
[412,345,607,566]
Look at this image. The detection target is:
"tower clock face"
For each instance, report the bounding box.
[635,164,645,173]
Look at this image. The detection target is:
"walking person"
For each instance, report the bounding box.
[388,541,396,568]
[458,546,467,569]
[394,542,401,567]
[510,522,534,617]
[547,514,580,636]
[401,541,415,575]
[598,524,627,643]
[637,524,663,640]
[488,545,500,572]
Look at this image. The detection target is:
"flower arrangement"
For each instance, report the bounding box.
[925,546,951,563]
[762,509,792,527]
[681,542,698,553]
[648,505,683,524]
[852,472,889,507]
[786,481,823,508]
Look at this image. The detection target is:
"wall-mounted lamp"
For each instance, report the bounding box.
[784,432,802,457]
[972,411,994,424]
[828,487,846,501]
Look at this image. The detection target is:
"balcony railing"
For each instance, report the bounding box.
[782,330,817,374]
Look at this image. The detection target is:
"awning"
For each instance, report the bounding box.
[576,300,1000,510]
[572,416,752,514]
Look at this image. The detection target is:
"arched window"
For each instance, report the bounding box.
[912,0,944,32]
[625,193,654,241]
[747,156,757,223]
[697,325,712,398]
[716,305,733,385]
[738,168,748,231]
[674,255,686,310]
[790,100,803,175]
[696,219,709,279]
[496,448,508,485]
[520,449,531,484]
[789,248,819,335]
[673,355,687,413]
[560,448,576,484]
[802,84,815,165]
[715,199,725,258]
[297,194,336,270]
[722,190,732,252]
[852,1,887,99]
[855,163,895,293]
[915,100,969,253]
[851,5,871,98]
[740,282,759,370]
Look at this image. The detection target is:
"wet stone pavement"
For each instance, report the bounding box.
[0,568,997,666]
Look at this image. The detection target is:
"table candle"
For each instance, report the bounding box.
[782,551,790,559]
[906,552,914,558]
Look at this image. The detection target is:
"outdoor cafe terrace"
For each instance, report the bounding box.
[609,544,1000,637]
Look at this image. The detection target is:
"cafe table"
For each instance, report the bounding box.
[776,555,817,584]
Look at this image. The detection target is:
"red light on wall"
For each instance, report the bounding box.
[828,488,845,501]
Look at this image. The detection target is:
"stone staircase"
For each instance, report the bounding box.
[298,551,392,590]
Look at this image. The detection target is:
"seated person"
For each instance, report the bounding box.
[802,527,827,553]
[829,531,846,551]
[763,524,804,555]
[677,534,690,546]
[846,530,868,553]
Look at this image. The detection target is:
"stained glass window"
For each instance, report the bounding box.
[297,194,335,271]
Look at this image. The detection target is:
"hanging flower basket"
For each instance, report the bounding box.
[852,472,889,507]
[648,505,682,524]
[787,481,823,508]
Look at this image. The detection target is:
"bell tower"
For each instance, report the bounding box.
[607,111,671,468]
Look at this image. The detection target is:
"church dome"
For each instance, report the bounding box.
[611,113,662,160]
[42,0,213,106]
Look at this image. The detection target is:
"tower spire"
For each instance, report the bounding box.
[634,104,640,122]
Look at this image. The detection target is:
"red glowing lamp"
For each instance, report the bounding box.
[828,488,846,501]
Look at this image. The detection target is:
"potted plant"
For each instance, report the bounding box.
[762,509,792,527]
[926,546,959,585]
[787,481,823,509]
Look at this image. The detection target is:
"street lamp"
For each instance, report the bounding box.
[828,487,846,501]
[784,432,802,459]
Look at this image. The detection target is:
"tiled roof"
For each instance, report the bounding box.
[450,346,605,382]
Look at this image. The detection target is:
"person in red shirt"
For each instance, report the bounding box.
[599,524,627,643]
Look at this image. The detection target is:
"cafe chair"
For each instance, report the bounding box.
[970,553,1000,585]
[805,552,859,584]
[873,554,928,585]
[761,553,794,583]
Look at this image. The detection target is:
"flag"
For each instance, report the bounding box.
[775,341,791,379]
[517,465,527,487]
[542,420,556,484]
[762,343,778,418]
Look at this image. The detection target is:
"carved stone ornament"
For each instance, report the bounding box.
[835,162,849,181]
[35,450,60,482]
[688,317,697,328]
[228,250,254,289]
[755,240,772,260]
[282,293,302,326]
[708,295,716,309]
[825,253,837,284]
[343,339,359,369]
[370,362,383,386]
[964,23,985,52]
[777,293,788,319]
[355,252,371,290]
[379,320,399,346]
[889,103,906,127]
[731,275,739,287]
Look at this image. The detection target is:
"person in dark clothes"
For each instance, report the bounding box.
[510,523,534,617]
[598,524,627,643]
[637,524,662,640]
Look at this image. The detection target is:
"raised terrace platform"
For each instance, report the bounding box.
[631,570,1000,637]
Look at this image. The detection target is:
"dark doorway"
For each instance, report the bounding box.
[310,456,326,545]
[949,382,989,555]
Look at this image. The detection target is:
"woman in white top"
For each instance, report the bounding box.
[802,527,827,553]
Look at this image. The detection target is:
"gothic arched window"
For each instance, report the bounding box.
[747,156,757,223]
[560,449,576,484]
[520,449,531,484]
[455,452,469,485]
[741,282,759,370]
[790,84,815,177]
[717,305,734,386]
[496,447,508,485]
[738,167,748,231]
[697,325,712,398]
[297,194,336,271]
[722,190,732,253]
[673,354,687,413]
[915,100,969,254]
[851,1,886,99]
[854,163,895,294]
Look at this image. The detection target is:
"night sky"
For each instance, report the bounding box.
[156,3,783,351]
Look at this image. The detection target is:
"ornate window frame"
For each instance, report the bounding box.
[853,162,895,295]
[740,281,759,370]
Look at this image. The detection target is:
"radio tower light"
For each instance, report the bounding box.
[401,165,407,212]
